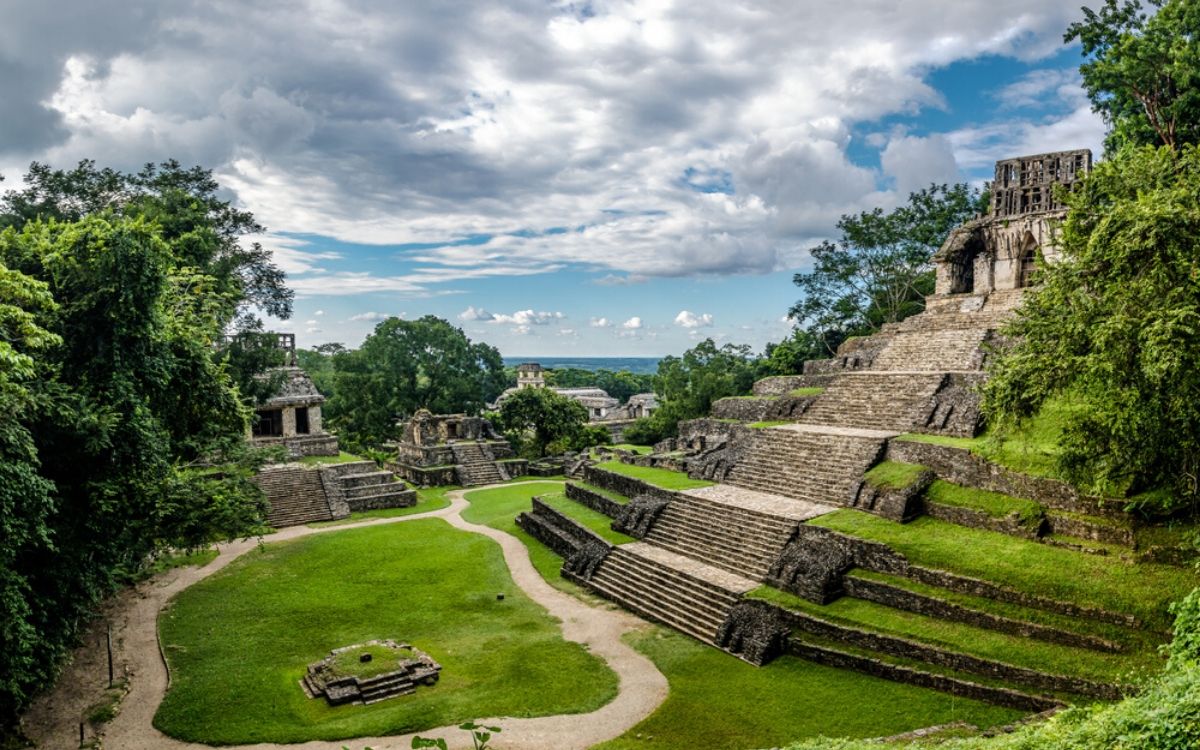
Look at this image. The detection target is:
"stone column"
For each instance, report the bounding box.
[282,407,297,437]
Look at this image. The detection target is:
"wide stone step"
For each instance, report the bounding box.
[644,516,786,564]
[588,570,730,640]
[591,564,735,620]
[641,535,772,581]
[656,505,793,545]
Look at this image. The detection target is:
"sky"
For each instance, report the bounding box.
[0,0,1107,358]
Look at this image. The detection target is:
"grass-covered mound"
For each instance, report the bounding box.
[591,629,1024,750]
[593,460,713,490]
[154,517,618,744]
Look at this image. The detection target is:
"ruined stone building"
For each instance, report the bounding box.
[935,149,1091,296]
[246,333,339,457]
[500,361,659,424]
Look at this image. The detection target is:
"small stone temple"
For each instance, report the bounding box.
[390,410,521,487]
[934,149,1092,296]
[248,334,339,457]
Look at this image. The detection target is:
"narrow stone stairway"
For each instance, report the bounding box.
[450,441,505,486]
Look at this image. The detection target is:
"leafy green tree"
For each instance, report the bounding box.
[495,387,598,457]
[760,328,836,376]
[790,184,985,354]
[543,367,655,403]
[323,316,506,449]
[626,339,761,442]
[981,145,1200,512]
[1067,0,1200,152]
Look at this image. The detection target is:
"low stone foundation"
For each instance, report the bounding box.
[388,462,458,488]
[565,482,624,518]
[849,468,933,522]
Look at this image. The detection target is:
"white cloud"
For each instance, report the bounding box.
[590,317,613,328]
[622,316,643,330]
[9,0,1102,291]
[458,305,495,322]
[314,309,325,316]
[350,311,393,322]
[674,310,715,328]
[880,134,960,197]
[490,309,565,326]
[305,319,318,325]
[305,326,322,333]
[995,68,1085,109]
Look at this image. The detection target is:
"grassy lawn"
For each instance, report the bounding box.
[537,491,635,545]
[611,443,654,454]
[863,461,928,490]
[748,586,1158,685]
[925,480,1043,519]
[594,461,713,491]
[459,481,601,600]
[297,451,368,465]
[592,628,1024,750]
[575,481,631,506]
[809,510,1195,630]
[749,420,792,428]
[155,517,618,744]
[307,485,456,527]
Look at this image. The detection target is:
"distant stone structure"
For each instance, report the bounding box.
[247,333,338,457]
[934,149,1092,296]
[498,362,660,438]
[391,409,522,487]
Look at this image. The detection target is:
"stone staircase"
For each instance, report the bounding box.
[336,461,416,511]
[254,466,338,527]
[587,543,755,643]
[725,425,886,506]
[450,441,505,486]
[798,372,948,432]
[871,329,991,372]
[642,494,798,580]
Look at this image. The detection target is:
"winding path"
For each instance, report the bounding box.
[29,482,669,750]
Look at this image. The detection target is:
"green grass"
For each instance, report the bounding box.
[789,387,825,397]
[724,395,773,400]
[925,480,1043,520]
[610,443,653,454]
[537,491,635,545]
[591,628,1023,750]
[594,461,713,490]
[329,643,417,680]
[749,420,791,428]
[863,461,928,490]
[748,586,1158,685]
[155,517,617,744]
[297,451,368,465]
[307,485,455,527]
[809,510,1195,630]
[575,481,631,506]
[897,395,1084,482]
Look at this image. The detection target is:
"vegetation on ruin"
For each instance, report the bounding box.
[493,386,610,457]
[0,160,294,729]
[575,481,632,505]
[781,587,1200,750]
[750,584,1156,686]
[591,629,1023,750]
[809,511,1194,630]
[923,481,1044,521]
[155,517,618,744]
[593,460,714,490]
[463,482,633,546]
[789,184,988,357]
[298,450,370,465]
[306,484,458,527]
[982,145,1200,513]
[862,461,928,491]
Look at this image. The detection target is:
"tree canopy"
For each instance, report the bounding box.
[981,144,1200,512]
[1067,0,1200,153]
[494,387,606,457]
[790,184,985,356]
[0,163,281,732]
[310,316,507,451]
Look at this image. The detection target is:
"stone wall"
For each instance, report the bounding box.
[253,433,340,457]
[387,461,458,488]
[752,375,833,396]
[886,439,1113,515]
[841,575,1118,652]
[581,464,676,503]
[566,482,624,518]
[711,397,773,422]
[775,603,1122,700]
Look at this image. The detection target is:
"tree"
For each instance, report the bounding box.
[322,316,506,449]
[625,339,761,443]
[760,328,835,376]
[495,387,597,457]
[543,367,655,403]
[1067,0,1200,152]
[981,145,1200,512]
[790,184,985,355]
